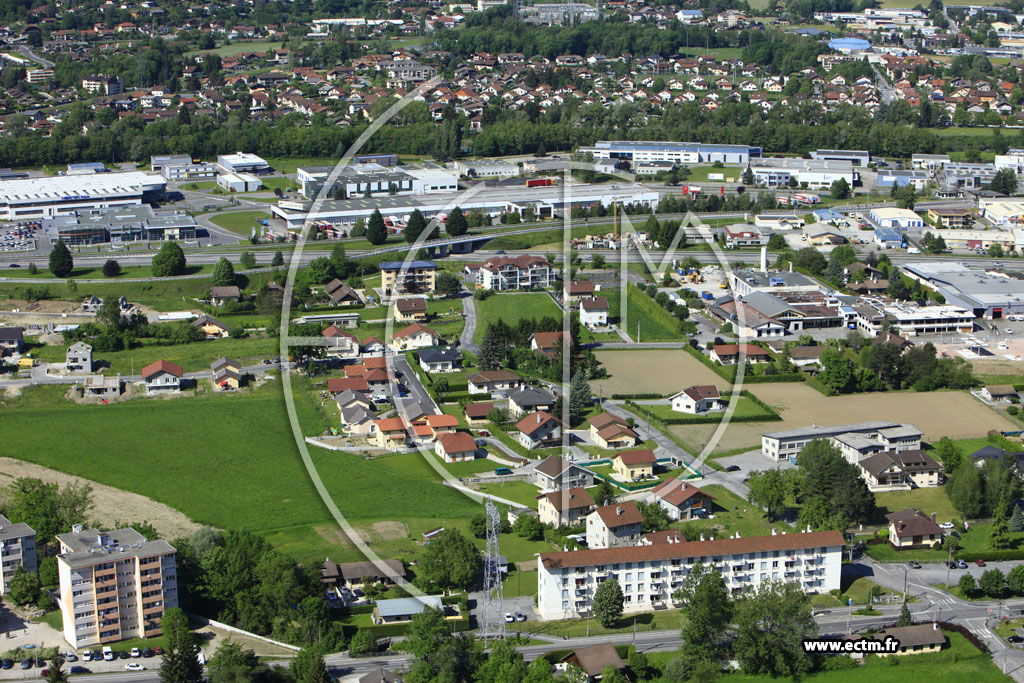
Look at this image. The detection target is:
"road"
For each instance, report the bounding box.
[13,45,54,69]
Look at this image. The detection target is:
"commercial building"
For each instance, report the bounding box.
[808,149,870,166]
[980,199,1024,227]
[901,261,1024,319]
[873,227,904,249]
[877,170,928,190]
[42,205,197,245]
[748,159,856,189]
[216,153,270,175]
[217,173,262,193]
[536,530,844,619]
[761,420,920,462]
[869,207,923,229]
[271,183,659,231]
[0,514,37,595]
[151,155,217,181]
[26,68,52,84]
[56,526,178,648]
[941,162,996,191]
[0,172,167,221]
[519,2,600,24]
[578,141,762,166]
[452,160,518,178]
[380,261,436,296]
[726,269,824,297]
[926,208,973,228]
[850,299,975,337]
[296,163,459,199]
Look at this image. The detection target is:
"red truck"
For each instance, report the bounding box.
[526,178,555,188]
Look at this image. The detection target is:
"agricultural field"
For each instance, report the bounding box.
[670,383,1017,454]
[31,335,280,373]
[592,349,723,396]
[209,210,273,235]
[472,291,562,344]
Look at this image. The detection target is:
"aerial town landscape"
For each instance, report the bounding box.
[13,0,1024,682]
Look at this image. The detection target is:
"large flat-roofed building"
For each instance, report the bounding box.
[902,261,1024,319]
[537,530,844,619]
[43,205,197,245]
[0,514,37,595]
[271,183,659,231]
[56,526,178,648]
[727,269,825,297]
[761,420,916,462]
[151,155,217,181]
[979,198,1024,227]
[748,159,856,189]
[0,172,167,221]
[870,207,923,229]
[578,141,761,166]
[809,149,870,166]
[452,160,518,178]
[216,153,270,175]
[296,163,458,199]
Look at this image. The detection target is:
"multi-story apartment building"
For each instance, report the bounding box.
[56,526,178,648]
[0,515,37,594]
[537,530,844,619]
[81,75,123,95]
[470,255,555,291]
[760,421,921,462]
[380,261,436,296]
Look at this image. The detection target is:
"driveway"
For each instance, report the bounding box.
[715,450,795,475]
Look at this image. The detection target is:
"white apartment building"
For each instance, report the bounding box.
[470,255,556,291]
[537,530,844,619]
[57,526,178,648]
[0,515,37,595]
[761,420,920,462]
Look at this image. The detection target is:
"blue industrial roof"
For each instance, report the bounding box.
[812,208,844,221]
[380,260,436,270]
[829,38,871,50]
[874,228,903,242]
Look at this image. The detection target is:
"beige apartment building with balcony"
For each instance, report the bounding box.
[56,526,178,648]
[0,514,37,594]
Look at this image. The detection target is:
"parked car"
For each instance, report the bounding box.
[1009,636,1024,644]
[154,648,164,656]
[515,611,526,622]
[939,522,955,529]
[504,612,514,623]
[1006,328,1014,334]
[70,666,89,674]
[725,465,741,472]
[118,651,129,660]
[976,559,987,567]
[130,648,141,658]
[64,653,77,663]
[141,648,154,658]
[20,659,32,670]
[82,653,92,662]
[479,430,490,437]
[35,658,44,668]
[125,663,146,672]
[1,659,12,670]
[7,263,19,268]
[957,559,969,569]
[947,560,959,569]
[907,560,921,569]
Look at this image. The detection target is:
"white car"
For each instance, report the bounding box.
[504,612,514,623]
[130,648,141,658]
[939,522,955,530]
[125,663,146,672]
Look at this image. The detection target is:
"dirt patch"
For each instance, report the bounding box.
[671,384,1018,454]
[370,521,408,541]
[593,349,724,396]
[0,457,202,539]
[312,523,369,548]
[971,359,1024,377]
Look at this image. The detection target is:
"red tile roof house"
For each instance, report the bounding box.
[586,501,644,549]
[669,385,725,414]
[589,412,640,449]
[464,402,494,426]
[516,411,563,449]
[141,360,183,393]
[649,479,715,520]
[435,432,479,462]
[537,487,594,527]
[710,343,771,365]
[530,331,566,359]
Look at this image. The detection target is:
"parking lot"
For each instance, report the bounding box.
[0,222,38,253]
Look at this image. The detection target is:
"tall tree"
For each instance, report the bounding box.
[446,207,468,236]
[746,469,786,521]
[592,479,617,507]
[404,209,429,243]
[592,579,624,628]
[102,259,121,277]
[152,241,187,277]
[211,258,236,287]
[329,242,348,279]
[48,240,74,278]
[732,580,816,678]
[366,209,387,246]
[797,440,875,526]
[159,607,203,683]
[478,323,507,371]
[676,563,731,673]
[418,528,481,591]
[948,463,984,519]
[434,271,462,298]
[896,601,913,627]
[43,655,69,683]
[476,638,528,683]
[568,369,592,426]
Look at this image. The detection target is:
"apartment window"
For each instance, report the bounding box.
[638,571,645,580]
[561,590,568,599]
[625,573,632,581]
[772,572,779,579]
[761,573,767,581]
[638,584,645,592]
[760,562,767,570]
[625,585,632,593]
[562,601,569,610]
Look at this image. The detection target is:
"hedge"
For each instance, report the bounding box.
[956,549,1024,562]
[343,604,375,615]
[682,343,736,382]
[611,393,666,400]
[742,373,803,384]
[435,391,476,403]
[936,621,990,654]
[622,391,782,426]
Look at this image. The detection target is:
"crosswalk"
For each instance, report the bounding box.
[973,626,999,640]
[932,597,956,605]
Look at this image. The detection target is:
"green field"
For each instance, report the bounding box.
[933,127,1004,137]
[613,285,683,342]
[874,487,958,526]
[0,264,214,280]
[209,210,273,235]
[189,40,281,58]
[472,292,562,344]
[31,335,279,373]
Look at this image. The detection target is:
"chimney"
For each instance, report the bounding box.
[760,245,768,273]
[931,512,936,523]
[537,414,541,424]
[616,506,623,516]
[700,534,705,542]
[789,262,793,273]
[933,622,938,630]
[736,531,740,538]
[772,528,777,535]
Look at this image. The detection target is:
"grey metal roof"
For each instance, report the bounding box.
[375,596,442,618]
[762,420,901,441]
[0,515,34,542]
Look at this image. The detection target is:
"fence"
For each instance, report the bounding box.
[186,612,301,652]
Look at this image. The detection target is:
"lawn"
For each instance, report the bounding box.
[874,487,958,526]
[189,40,281,58]
[473,480,542,508]
[592,349,723,398]
[683,165,743,183]
[933,127,1004,137]
[209,210,273,235]
[683,485,781,539]
[0,382,482,564]
[616,284,685,342]
[472,292,562,344]
[523,609,684,638]
[630,396,777,424]
[502,567,538,599]
[0,264,215,280]
[32,335,279,373]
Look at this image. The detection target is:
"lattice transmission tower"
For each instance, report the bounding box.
[480,498,506,643]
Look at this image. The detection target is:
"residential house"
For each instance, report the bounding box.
[0,327,24,354]
[373,417,410,450]
[579,297,609,327]
[586,501,644,549]
[537,487,594,527]
[886,509,944,548]
[391,323,441,351]
[327,376,370,395]
[534,455,596,490]
[209,285,241,306]
[710,343,771,365]
[394,297,428,323]
[509,387,555,417]
[516,411,563,449]
[192,314,230,339]
[210,356,242,390]
[469,255,556,291]
[420,414,460,441]
[649,479,714,520]
[141,360,183,393]
[417,347,462,373]
[969,444,1024,468]
[530,331,565,359]
[323,325,361,360]
[669,385,725,414]
[589,413,640,449]
[325,279,363,306]
[559,644,625,680]
[982,385,1018,402]
[612,449,657,480]
[467,370,522,397]
[83,376,122,398]
[564,280,597,301]
[373,596,444,625]
[322,558,406,595]
[843,624,946,657]
[435,432,478,463]
[465,402,494,426]
[65,342,92,372]
[341,405,377,437]
[858,450,942,491]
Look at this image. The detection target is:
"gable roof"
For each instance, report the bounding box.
[437,431,477,454]
[141,359,182,380]
[615,449,656,466]
[467,369,520,384]
[652,478,714,507]
[393,322,440,339]
[561,642,624,676]
[539,486,594,511]
[885,508,944,537]
[516,410,561,436]
[417,347,461,363]
[465,402,495,419]
[530,331,565,350]
[679,385,720,401]
[712,343,770,357]
[395,297,428,314]
[593,501,644,528]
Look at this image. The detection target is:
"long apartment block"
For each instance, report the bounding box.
[57,526,178,648]
[0,514,37,594]
[537,529,844,620]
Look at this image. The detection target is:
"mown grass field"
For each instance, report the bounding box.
[209,210,273,235]
[0,264,215,280]
[616,284,684,342]
[189,40,280,58]
[472,292,562,344]
[31,335,280,373]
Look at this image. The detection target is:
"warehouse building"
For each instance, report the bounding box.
[980,198,1024,227]
[761,421,918,462]
[537,529,843,619]
[578,141,762,165]
[748,158,856,189]
[296,163,459,199]
[216,153,270,175]
[217,173,262,193]
[270,183,659,232]
[808,149,870,166]
[452,160,519,178]
[42,205,198,244]
[151,155,217,181]
[869,207,923,229]
[902,261,1024,319]
[0,172,166,221]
